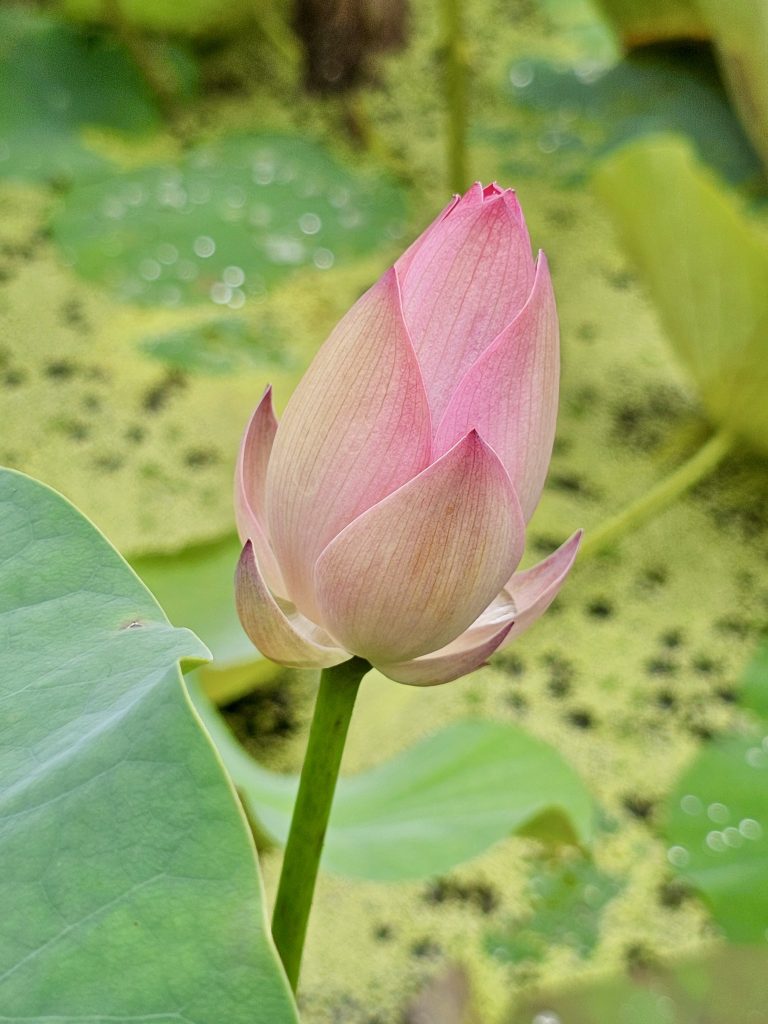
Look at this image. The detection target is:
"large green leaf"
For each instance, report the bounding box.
[0,468,298,1022]
[192,682,594,881]
[53,133,407,306]
[0,9,166,183]
[131,533,282,702]
[594,135,768,454]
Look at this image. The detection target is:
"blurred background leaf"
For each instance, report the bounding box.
[0,7,195,183]
[193,684,594,881]
[53,133,407,306]
[486,854,623,967]
[511,945,768,1023]
[663,639,768,943]
[594,136,768,455]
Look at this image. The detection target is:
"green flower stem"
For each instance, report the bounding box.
[441,0,469,192]
[580,428,735,559]
[271,656,370,992]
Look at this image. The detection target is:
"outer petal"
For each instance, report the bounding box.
[313,431,526,664]
[398,190,537,423]
[374,620,515,686]
[498,529,582,647]
[395,192,463,279]
[433,252,559,522]
[234,387,286,595]
[266,268,432,615]
[235,541,350,669]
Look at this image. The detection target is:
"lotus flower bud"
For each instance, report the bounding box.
[235,182,581,685]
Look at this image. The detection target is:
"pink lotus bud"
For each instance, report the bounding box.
[235,183,582,685]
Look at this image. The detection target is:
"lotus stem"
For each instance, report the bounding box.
[271,657,370,991]
[580,427,735,559]
[441,0,469,192]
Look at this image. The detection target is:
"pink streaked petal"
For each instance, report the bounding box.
[374,620,515,686]
[313,431,526,665]
[234,387,287,595]
[398,192,537,423]
[266,267,432,615]
[498,529,582,648]
[235,541,350,669]
[396,193,463,279]
[433,252,559,522]
[234,385,277,542]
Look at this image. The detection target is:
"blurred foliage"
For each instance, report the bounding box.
[594,0,768,177]
[0,7,174,183]
[698,0,768,174]
[53,133,406,305]
[486,854,623,966]
[506,48,761,188]
[55,0,263,37]
[594,137,768,456]
[592,0,706,45]
[193,692,594,880]
[512,945,768,1023]
[664,640,768,943]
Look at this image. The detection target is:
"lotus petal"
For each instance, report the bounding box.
[314,431,525,664]
[398,190,536,423]
[235,541,349,669]
[266,268,432,615]
[499,529,583,646]
[375,620,515,686]
[234,387,286,595]
[433,254,559,521]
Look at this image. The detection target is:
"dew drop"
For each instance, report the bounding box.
[328,185,350,209]
[723,827,743,848]
[264,236,305,265]
[313,248,335,270]
[533,1013,560,1024]
[706,831,727,852]
[510,62,534,88]
[139,258,161,282]
[123,183,146,206]
[253,159,276,186]
[228,289,246,310]
[157,243,178,266]
[680,794,703,815]
[194,236,216,259]
[739,818,763,840]
[226,186,247,209]
[223,265,245,288]
[746,747,766,768]
[210,282,232,305]
[299,212,322,235]
[667,845,690,868]
[176,260,198,282]
[340,208,363,229]
[707,802,729,824]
